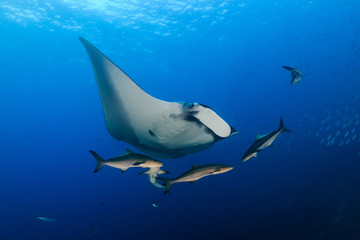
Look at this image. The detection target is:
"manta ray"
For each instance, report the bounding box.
[79,37,237,158]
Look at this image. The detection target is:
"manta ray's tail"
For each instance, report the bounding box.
[156,177,174,194]
[279,117,292,133]
[282,66,295,71]
[89,151,106,173]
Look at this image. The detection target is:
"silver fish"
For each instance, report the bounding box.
[242,117,291,162]
[157,164,233,194]
[89,149,163,173]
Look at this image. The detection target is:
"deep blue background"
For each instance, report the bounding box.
[0,0,360,239]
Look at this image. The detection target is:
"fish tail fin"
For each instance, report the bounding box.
[282,66,295,71]
[158,169,170,174]
[279,117,292,132]
[138,169,150,175]
[156,177,174,194]
[89,150,106,173]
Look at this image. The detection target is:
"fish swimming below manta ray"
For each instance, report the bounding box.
[89,149,169,189]
[79,37,237,159]
[242,117,292,162]
[36,216,56,222]
[89,148,166,173]
[157,164,233,194]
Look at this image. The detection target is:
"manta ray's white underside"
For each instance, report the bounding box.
[79,37,236,158]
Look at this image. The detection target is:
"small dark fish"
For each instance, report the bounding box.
[152,201,160,208]
[36,216,56,222]
[282,66,303,85]
[242,117,291,162]
[90,225,99,236]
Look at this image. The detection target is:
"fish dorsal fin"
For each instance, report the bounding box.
[256,133,269,140]
[138,169,150,175]
[115,148,134,158]
[133,161,144,166]
[126,148,135,154]
[191,165,201,169]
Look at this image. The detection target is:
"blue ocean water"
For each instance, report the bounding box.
[1,0,360,239]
